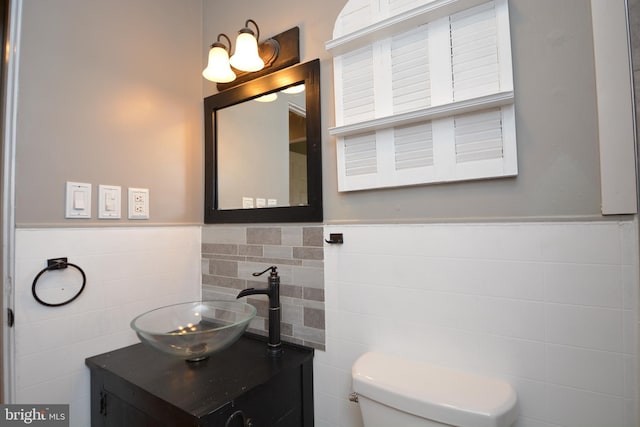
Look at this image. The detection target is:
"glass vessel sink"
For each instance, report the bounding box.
[131,300,256,362]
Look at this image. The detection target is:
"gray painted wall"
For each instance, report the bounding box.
[13,0,612,226]
[15,0,203,226]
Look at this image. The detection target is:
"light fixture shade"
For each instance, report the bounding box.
[202,45,236,83]
[282,84,305,94]
[255,93,278,103]
[230,31,264,72]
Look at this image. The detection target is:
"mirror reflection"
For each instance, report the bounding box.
[216,85,307,209]
[204,59,322,224]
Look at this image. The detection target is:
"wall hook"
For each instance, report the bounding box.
[325,233,344,244]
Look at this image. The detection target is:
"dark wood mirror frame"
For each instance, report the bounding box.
[204,59,322,223]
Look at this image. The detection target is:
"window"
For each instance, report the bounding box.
[327,0,516,191]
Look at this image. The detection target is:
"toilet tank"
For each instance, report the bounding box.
[352,352,518,427]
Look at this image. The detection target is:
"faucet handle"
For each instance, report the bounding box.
[252,266,278,277]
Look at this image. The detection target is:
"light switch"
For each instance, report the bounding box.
[65,182,91,219]
[98,185,121,219]
[73,190,85,209]
[256,198,266,208]
[105,194,115,211]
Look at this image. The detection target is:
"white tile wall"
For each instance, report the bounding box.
[316,221,639,427]
[12,226,201,427]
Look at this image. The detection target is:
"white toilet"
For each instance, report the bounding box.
[351,352,518,427]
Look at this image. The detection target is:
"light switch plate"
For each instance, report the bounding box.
[128,187,149,219]
[98,185,121,219]
[65,181,91,219]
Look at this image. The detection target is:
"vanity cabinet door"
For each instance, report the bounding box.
[221,367,303,427]
[97,391,159,427]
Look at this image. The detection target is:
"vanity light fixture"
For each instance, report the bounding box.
[205,25,300,90]
[204,20,297,88]
[230,19,264,72]
[202,34,236,83]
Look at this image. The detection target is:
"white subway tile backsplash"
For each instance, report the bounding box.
[331,309,381,344]
[622,309,637,355]
[476,260,546,301]
[12,221,636,427]
[539,223,622,265]
[422,291,481,331]
[545,383,625,427]
[625,398,639,427]
[545,303,623,352]
[335,282,365,313]
[622,265,637,310]
[358,283,394,316]
[478,335,546,380]
[17,346,75,389]
[478,297,546,341]
[621,221,635,266]
[70,396,91,427]
[319,221,638,427]
[506,377,547,421]
[513,418,562,427]
[544,263,622,308]
[415,325,484,371]
[14,227,201,427]
[70,309,113,344]
[545,344,624,396]
[315,392,341,427]
[15,316,71,356]
[16,376,72,405]
[624,354,638,398]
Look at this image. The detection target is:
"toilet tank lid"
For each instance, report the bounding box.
[352,352,518,427]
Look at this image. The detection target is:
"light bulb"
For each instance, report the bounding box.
[282,84,305,94]
[230,22,264,72]
[255,93,278,102]
[202,44,236,83]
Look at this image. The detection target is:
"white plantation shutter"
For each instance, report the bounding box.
[328,0,516,191]
[394,122,433,169]
[343,132,377,176]
[340,46,375,125]
[392,25,431,113]
[454,108,503,163]
[450,2,500,101]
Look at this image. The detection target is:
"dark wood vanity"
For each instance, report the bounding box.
[85,333,314,426]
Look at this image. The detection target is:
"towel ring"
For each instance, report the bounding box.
[32,258,86,307]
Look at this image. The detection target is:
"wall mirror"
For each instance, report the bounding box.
[204,59,322,223]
